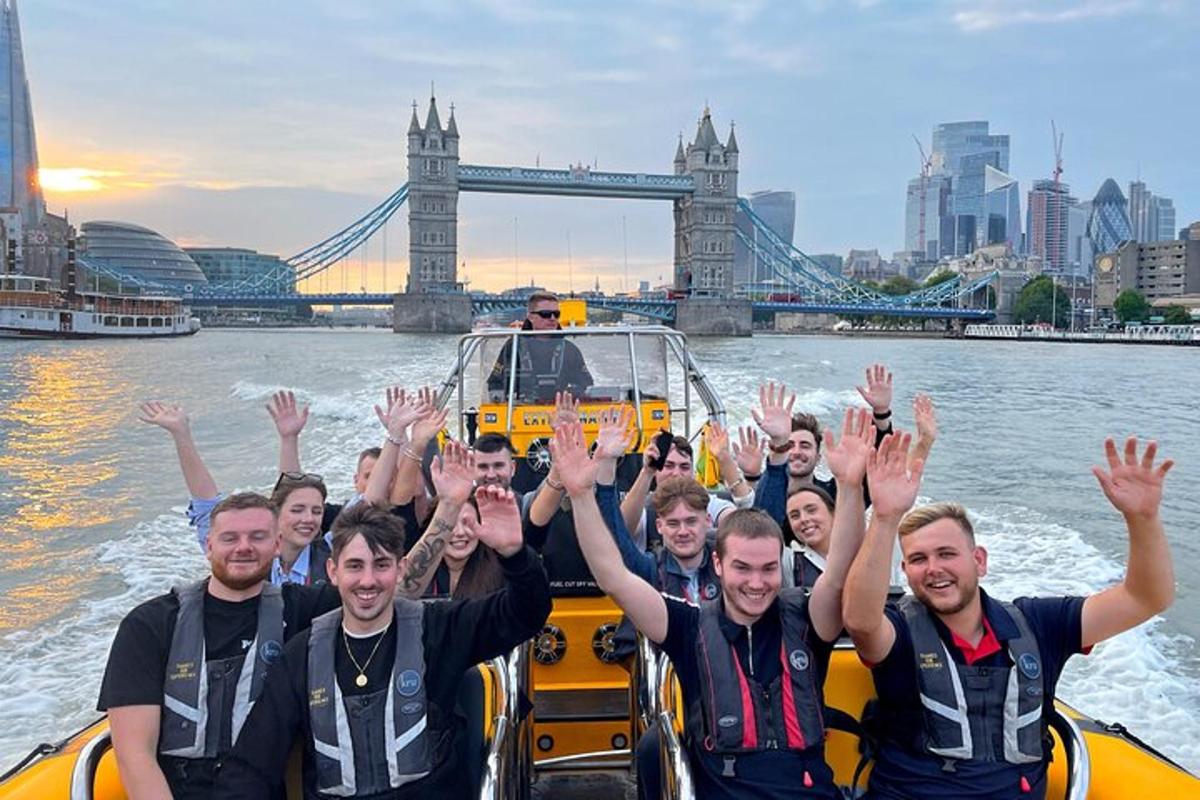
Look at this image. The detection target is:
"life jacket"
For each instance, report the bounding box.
[789,543,825,594]
[307,599,432,796]
[899,595,1044,765]
[657,547,720,605]
[158,581,284,759]
[309,537,331,584]
[688,589,825,754]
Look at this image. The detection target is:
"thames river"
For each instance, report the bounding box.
[0,329,1197,773]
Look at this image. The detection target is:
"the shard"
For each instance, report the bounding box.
[0,0,43,225]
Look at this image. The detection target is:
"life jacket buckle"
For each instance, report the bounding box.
[941,757,958,773]
[722,756,736,777]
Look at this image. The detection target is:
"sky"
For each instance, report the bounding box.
[22,0,1200,293]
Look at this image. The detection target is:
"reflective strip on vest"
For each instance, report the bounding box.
[308,599,432,796]
[688,589,824,754]
[159,581,284,759]
[900,596,1044,765]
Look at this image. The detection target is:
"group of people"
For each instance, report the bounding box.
[98,292,1177,799]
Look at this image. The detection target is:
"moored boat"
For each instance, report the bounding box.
[0,274,200,339]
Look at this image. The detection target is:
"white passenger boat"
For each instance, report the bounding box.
[0,274,199,339]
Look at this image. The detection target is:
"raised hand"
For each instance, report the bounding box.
[382,397,428,444]
[705,420,731,461]
[548,421,598,497]
[856,363,894,415]
[913,393,937,443]
[430,439,477,506]
[639,439,661,475]
[866,431,923,520]
[1092,437,1173,521]
[266,390,309,438]
[552,390,581,430]
[823,407,874,486]
[411,403,449,447]
[594,405,635,460]
[373,387,407,429]
[732,425,765,477]
[138,401,191,436]
[468,485,524,557]
[751,381,796,444]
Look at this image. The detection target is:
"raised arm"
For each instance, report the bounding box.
[396,440,475,598]
[843,432,923,663]
[138,402,218,499]
[364,388,423,508]
[528,391,579,527]
[266,390,309,474]
[750,383,795,525]
[552,421,669,643]
[108,706,171,800]
[390,387,446,511]
[1081,437,1175,649]
[620,438,658,536]
[856,363,894,434]
[706,420,752,505]
[909,393,937,471]
[807,408,872,642]
[592,407,656,583]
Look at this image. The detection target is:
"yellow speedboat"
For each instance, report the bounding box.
[4,313,1196,799]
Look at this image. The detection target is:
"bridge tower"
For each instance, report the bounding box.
[673,108,738,295]
[406,94,460,292]
[670,108,751,335]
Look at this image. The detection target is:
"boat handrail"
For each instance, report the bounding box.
[1049,707,1091,800]
[657,658,695,800]
[478,655,512,800]
[68,727,111,800]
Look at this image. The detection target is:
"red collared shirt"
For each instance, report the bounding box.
[949,616,1002,665]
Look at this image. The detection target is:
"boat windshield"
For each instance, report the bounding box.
[462,328,670,407]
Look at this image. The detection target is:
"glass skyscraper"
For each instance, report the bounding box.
[1088,179,1133,256]
[732,190,795,286]
[923,121,1014,256]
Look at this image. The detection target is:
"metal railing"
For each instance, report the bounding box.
[656,658,694,800]
[1049,708,1092,800]
[68,728,111,800]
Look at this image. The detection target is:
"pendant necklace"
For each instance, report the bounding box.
[342,621,390,688]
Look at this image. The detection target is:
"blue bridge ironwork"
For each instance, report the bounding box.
[458,164,694,200]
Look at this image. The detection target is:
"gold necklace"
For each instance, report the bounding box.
[342,621,390,688]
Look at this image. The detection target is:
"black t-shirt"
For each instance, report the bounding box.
[98,581,340,712]
[866,591,1087,799]
[659,597,839,799]
[524,504,602,597]
[212,546,552,799]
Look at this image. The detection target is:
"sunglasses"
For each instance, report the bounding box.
[532,310,561,319]
[273,471,325,492]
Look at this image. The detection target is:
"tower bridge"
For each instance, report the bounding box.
[67,94,997,334]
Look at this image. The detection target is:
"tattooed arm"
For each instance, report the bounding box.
[396,440,475,599]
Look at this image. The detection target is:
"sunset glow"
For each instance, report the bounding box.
[38,167,120,193]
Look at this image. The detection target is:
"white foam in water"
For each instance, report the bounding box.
[0,511,208,768]
[969,503,1200,773]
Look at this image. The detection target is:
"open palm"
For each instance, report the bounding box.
[1093,437,1172,519]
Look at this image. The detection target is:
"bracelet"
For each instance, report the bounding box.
[768,440,792,454]
[872,409,892,420]
[386,432,407,447]
[400,446,423,463]
[743,472,762,482]
[729,477,747,493]
[545,476,564,491]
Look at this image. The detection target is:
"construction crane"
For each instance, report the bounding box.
[913,135,933,260]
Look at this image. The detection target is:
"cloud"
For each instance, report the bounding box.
[952,0,1143,32]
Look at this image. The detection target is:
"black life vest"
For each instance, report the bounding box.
[158,581,284,759]
[657,548,720,605]
[307,600,432,796]
[687,589,825,754]
[899,596,1044,765]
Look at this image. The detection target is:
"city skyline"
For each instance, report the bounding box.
[21,0,1200,293]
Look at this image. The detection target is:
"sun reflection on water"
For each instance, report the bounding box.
[0,348,135,631]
